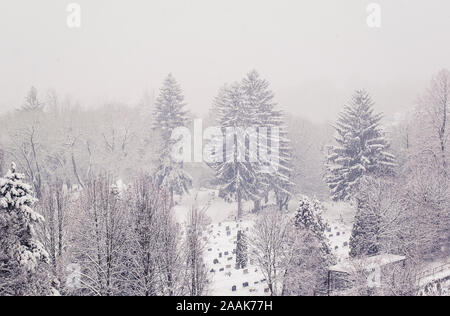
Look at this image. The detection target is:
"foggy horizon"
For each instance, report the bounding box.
[1,0,450,123]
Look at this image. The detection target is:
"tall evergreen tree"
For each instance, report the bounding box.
[241,71,293,211]
[349,177,384,258]
[213,83,260,218]
[0,163,55,295]
[153,74,192,204]
[325,90,395,201]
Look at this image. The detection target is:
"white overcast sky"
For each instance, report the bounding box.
[0,0,449,122]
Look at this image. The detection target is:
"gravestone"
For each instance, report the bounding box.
[243,282,249,288]
[232,286,237,292]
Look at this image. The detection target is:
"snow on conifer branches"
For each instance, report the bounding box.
[212,70,294,217]
[325,90,395,201]
[153,74,192,204]
[0,163,56,295]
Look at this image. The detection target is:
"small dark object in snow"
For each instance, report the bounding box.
[243,282,249,288]
[213,259,219,264]
[232,286,237,292]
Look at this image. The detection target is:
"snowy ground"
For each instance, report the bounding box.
[174,189,356,296]
[322,202,355,262]
[204,219,268,296]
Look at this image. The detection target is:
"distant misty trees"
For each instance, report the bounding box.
[20,87,44,112]
[325,90,395,201]
[415,69,449,176]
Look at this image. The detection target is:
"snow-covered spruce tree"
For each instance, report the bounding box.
[153,74,192,205]
[294,196,329,238]
[241,71,293,211]
[213,83,260,218]
[349,193,382,258]
[0,163,56,296]
[285,196,334,295]
[325,90,395,201]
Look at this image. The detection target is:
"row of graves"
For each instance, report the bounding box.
[204,219,269,296]
[327,223,351,262]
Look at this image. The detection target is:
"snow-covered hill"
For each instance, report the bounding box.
[174,188,356,295]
